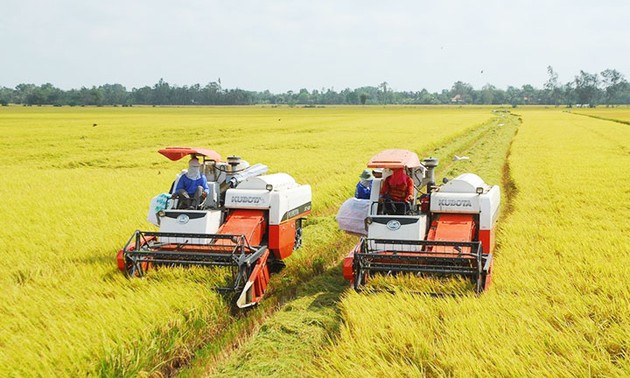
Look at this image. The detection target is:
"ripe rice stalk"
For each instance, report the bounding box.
[0,105,493,375]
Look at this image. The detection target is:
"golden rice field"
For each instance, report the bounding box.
[1,106,628,377]
[572,106,630,125]
[198,108,630,377]
[316,109,629,377]
[199,109,519,377]
[0,105,499,376]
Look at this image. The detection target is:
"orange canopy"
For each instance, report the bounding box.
[367,149,421,169]
[158,147,222,162]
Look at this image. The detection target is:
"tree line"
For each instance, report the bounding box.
[1,67,628,107]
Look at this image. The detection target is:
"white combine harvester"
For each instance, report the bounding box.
[338,149,500,293]
[117,147,311,308]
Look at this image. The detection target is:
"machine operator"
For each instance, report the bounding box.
[172,157,210,209]
[380,168,414,214]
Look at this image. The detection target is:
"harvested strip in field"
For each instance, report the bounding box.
[571,107,630,125]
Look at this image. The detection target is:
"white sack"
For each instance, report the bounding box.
[147,193,172,227]
[336,198,371,235]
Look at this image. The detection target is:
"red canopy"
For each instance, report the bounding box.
[367,149,421,169]
[158,147,222,162]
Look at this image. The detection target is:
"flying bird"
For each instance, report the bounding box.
[453,155,470,161]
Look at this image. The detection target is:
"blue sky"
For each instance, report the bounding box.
[1,0,628,92]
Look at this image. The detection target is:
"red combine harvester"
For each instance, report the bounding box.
[339,149,500,293]
[117,147,311,308]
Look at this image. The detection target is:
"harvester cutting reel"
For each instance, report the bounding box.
[119,230,274,308]
[352,238,493,294]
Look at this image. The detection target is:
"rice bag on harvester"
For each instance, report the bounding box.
[336,197,370,235]
[147,193,172,226]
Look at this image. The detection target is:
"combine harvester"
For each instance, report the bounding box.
[339,149,499,293]
[117,147,311,308]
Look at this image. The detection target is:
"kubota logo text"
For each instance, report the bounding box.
[231,196,263,204]
[438,199,472,207]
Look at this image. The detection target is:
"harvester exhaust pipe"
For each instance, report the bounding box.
[227,155,241,172]
[227,163,269,188]
[422,157,439,192]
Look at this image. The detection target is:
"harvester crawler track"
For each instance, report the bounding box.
[353,238,492,294]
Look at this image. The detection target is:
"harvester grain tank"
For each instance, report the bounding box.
[339,149,499,293]
[117,147,311,308]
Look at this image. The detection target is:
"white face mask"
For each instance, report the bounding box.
[186,166,200,179]
[360,178,371,187]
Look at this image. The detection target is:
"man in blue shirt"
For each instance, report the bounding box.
[173,158,209,209]
[355,169,373,199]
